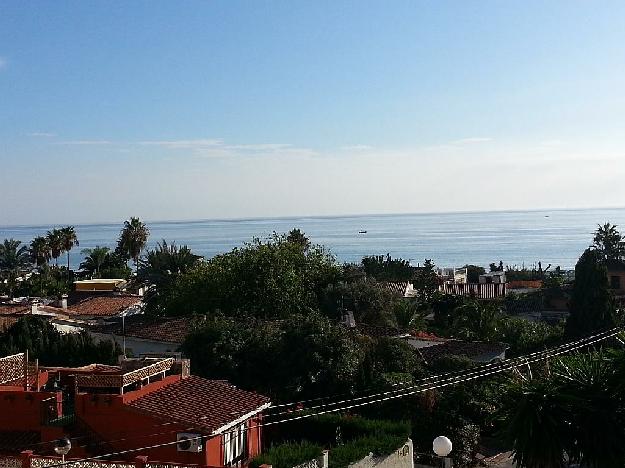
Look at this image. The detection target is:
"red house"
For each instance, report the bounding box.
[0,353,270,467]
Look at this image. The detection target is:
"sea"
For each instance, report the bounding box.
[1,208,624,271]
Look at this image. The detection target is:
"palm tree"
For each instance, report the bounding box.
[80,246,111,278]
[138,240,200,286]
[116,217,150,272]
[46,228,64,267]
[501,351,625,468]
[593,222,624,261]
[60,226,79,272]
[0,239,31,298]
[30,236,51,267]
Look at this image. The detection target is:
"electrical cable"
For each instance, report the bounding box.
[41,326,621,467]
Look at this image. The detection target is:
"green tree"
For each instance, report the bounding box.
[138,240,201,313]
[80,246,112,277]
[30,236,51,267]
[593,222,624,261]
[0,239,31,298]
[286,229,311,251]
[450,301,502,341]
[361,254,413,282]
[116,217,150,271]
[566,248,618,337]
[413,259,439,301]
[60,226,79,273]
[182,313,368,401]
[0,316,122,366]
[46,228,64,267]
[321,278,399,326]
[152,234,340,318]
[501,350,625,468]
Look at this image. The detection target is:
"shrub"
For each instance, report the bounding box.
[250,441,323,468]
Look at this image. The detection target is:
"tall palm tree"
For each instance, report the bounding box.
[80,246,111,278]
[60,226,79,272]
[116,217,150,272]
[593,222,624,261]
[30,236,51,293]
[46,228,64,267]
[30,236,51,267]
[0,239,31,298]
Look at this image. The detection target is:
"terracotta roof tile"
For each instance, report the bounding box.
[66,296,142,317]
[91,316,190,344]
[128,376,270,434]
[0,304,30,315]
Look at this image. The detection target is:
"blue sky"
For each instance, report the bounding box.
[1,1,625,225]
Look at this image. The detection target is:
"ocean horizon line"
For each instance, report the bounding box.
[2,204,625,231]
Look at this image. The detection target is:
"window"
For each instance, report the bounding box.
[610,275,621,290]
[223,423,247,466]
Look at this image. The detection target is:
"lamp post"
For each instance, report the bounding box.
[54,437,71,464]
[433,436,452,468]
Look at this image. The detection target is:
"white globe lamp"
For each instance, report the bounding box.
[54,437,72,463]
[433,436,453,467]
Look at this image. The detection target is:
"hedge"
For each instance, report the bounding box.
[250,441,324,468]
[328,434,409,468]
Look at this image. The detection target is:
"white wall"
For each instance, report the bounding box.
[349,439,414,468]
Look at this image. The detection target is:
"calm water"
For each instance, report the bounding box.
[1,208,624,270]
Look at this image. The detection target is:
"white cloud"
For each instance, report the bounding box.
[341,144,373,151]
[28,132,57,137]
[139,139,223,149]
[138,139,316,159]
[57,140,112,145]
[451,137,493,144]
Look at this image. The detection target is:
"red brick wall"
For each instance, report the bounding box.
[0,389,60,431]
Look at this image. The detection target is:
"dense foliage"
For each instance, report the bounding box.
[151,234,341,318]
[250,442,323,468]
[263,415,411,468]
[0,316,122,366]
[181,312,423,401]
[361,254,413,282]
[567,248,619,336]
[500,349,625,468]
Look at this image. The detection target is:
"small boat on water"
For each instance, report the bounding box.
[358,230,367,234]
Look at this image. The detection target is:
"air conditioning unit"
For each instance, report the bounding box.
[176,433,203,453]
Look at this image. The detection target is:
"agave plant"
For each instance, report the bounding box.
[501,351,625,468]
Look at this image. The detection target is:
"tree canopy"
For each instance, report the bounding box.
[0,316,122,367]
[567,248,619,337]
[149,234,341,318]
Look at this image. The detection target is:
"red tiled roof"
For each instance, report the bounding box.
[0,304,29,315]
[66,296,142,317]
[91,316,190,344]
[128,376,270,434]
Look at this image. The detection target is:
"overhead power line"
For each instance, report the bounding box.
[41,326,622,467]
